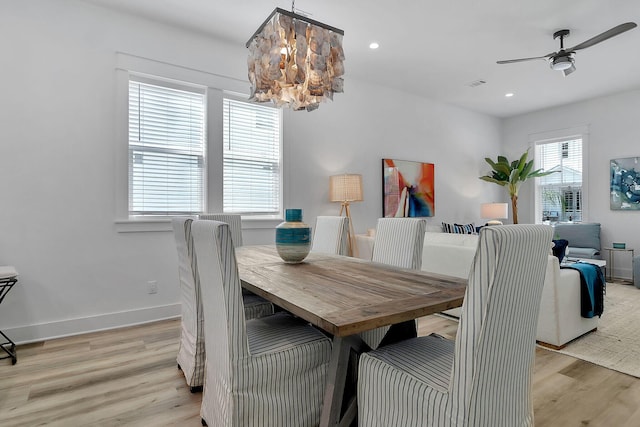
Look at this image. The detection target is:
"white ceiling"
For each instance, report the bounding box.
[83,0,640,118]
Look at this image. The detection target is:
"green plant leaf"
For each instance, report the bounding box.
[510,168,521,184]
[492,162,511,176]
[520,159,534,178]
[528,169,558,178]
[517,151,529,173]
[497,155,509,165]
[479,176,508,186]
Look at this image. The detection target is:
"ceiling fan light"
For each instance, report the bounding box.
[551,55,574,71]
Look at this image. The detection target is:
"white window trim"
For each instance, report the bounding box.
[114,53,284,232]
[528,125,590,224]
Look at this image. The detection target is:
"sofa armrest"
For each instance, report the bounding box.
[536,256,599,347]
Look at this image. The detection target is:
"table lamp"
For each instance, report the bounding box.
[329,174,363,256]
[481,202,508,225]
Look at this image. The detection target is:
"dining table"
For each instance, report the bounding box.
[235,245,467,427]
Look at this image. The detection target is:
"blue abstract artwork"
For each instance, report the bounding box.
[610,157,640,210]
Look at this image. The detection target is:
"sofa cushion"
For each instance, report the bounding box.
[566,247,600,259]
[554,223,601,251]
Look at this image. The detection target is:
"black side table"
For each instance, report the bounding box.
[0,266,19,365]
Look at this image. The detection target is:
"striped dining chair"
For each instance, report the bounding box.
[199,213,274,312]
[360,217,426,349]
[199,214,244,247]
[311,216,350,255]
[191,220,332,427]
[358,224,553,427]
[171,218,273,393]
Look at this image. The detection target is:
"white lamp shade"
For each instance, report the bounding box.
[329,174,363,202]
[481,203,509,219]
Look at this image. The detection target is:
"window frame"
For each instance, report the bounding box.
[530,126,589,225]
[127,75,207,217]
[222,94,283,216]
[114,53,285,232]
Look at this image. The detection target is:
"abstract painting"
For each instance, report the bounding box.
[382,159,435,217]
[611,157,640,210]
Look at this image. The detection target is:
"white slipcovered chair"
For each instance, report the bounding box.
[311,216,350,255]
[191,220,332,427]
[171,218,273,392]
[358,224,552,427]
[361,217,426,349]
[199,214,244,247]
[372,218,426,269]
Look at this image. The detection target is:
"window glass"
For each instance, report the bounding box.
[536,138,583,223]
[128,79,205,216]
[223,98,281,215]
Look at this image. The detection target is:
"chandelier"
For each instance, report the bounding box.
[246,5,345,112]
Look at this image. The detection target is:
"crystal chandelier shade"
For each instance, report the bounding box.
[246,8,345,112]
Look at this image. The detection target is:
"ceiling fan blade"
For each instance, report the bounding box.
[563,63,576,76]
[497,55,551,64]
[566,22,637,52]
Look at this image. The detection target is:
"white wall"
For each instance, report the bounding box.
[503,89,640,279]
[0,0,502,342]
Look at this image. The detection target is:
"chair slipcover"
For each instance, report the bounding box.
[358,224,553,427]
[311,216,349,255]
[172,218,273,390]
[362,218,426,349]
[200,213,255,297]
[191,220,332,427]
[199,214,244,247]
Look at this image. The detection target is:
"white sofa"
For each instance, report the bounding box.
[355,230,598,349]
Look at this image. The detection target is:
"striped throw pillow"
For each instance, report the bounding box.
[442,222,476,234]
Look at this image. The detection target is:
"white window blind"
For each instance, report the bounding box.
[223,98,281,215]
[128,79,205,216]
[536,138,583,222]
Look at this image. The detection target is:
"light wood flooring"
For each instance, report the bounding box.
[1,316,639,426]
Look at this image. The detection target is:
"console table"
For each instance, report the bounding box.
[603,247,635,284]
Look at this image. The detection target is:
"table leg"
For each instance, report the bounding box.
[320,335,367,427]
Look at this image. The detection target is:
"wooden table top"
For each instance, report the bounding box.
[236,245,467,337]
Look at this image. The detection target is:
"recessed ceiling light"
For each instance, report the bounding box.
[369,42,379,49]
[505,93,514,97]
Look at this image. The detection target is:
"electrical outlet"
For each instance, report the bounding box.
[147,280,158,294]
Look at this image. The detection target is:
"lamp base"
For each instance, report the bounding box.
[486,220,503,226]
[339,202,358,257]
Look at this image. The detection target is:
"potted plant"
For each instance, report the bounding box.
[479,150,557,224]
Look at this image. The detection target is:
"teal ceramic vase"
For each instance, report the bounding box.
[276,209,311,263]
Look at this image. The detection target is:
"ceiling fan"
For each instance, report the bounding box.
[497,22,637,76]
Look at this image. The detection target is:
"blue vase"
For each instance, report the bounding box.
[276,209,311,263]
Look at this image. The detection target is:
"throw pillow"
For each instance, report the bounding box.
[552,239,569,263]
[455,223,476,234]
[442,222,476,234]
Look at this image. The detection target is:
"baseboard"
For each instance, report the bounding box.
[5,303,181,344]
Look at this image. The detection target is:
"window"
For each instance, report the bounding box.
[223,98,281,215]
[535,137,583,223]
[128,78,205,216]
[118,54,285,230]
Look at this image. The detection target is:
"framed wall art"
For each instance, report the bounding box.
[611,156,640,210]
[382,158,435,217]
